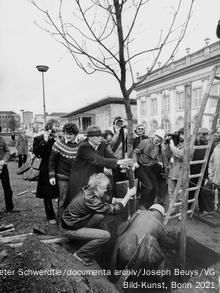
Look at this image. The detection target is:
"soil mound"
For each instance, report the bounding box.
[0,236,119,293]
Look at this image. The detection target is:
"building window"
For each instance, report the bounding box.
[162,94,170,113]
[140,97,147,116]
[210,82,220,107]
[151,120,158,131]
[176,92,184,111]
[192,88,202,109]
[176,117,184,130]
[151,98,157,114]
[163,119,171,133]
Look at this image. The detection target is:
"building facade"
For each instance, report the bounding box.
[63,97,137,132]
[135,40,220,135]
[0,111,20,132]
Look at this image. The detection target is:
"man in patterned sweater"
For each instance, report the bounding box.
[49,123,79,219]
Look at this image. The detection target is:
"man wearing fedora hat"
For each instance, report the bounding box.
[66,125,133,206]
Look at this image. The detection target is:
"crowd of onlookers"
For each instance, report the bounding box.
[0,118,220,266]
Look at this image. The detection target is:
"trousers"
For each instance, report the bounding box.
[62,214,111,262]
[0,165,14,211]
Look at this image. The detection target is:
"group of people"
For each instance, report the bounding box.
[1,118,220,267]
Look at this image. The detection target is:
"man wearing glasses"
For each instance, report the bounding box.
[133,124,148,150]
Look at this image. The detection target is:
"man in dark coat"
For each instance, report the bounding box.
[33,119,59,224]
[67,125,133,206]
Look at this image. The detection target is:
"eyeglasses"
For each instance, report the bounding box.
[137,128,144,130]
[199,133,209,135]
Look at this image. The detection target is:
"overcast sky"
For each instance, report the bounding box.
[0,0,219,115]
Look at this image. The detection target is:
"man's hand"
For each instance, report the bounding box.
[126,186,137,198]
[43,132,49,142]
[132,162,139,171]
[0,160,5,166]
[104,168,112,177]
[49,178,56,185]
[169,139,175,149]
[117,158,133,169]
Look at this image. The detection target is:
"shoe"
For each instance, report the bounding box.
[73,253,93,266]
[48,219,57,225]
[200,211,214,218]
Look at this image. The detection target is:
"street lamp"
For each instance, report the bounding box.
[36,65,49,126]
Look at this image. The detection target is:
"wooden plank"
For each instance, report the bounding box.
[4,237,67,248]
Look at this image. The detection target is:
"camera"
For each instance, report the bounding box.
[115,118,127,128]
[165,132,180,146]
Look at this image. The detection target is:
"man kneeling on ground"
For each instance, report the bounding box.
[61,173,136,266]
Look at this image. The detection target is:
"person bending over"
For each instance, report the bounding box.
[61,173,136,266]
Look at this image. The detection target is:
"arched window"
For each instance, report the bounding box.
[176,117,184,130]
[163,119,171,133]
[151,120,158,131]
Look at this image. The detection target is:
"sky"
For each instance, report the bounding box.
[0,0,219,116]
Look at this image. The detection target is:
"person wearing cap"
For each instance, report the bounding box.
[66,125,133,206]
[133,129,166,209]
[167,128,184,204]
[111,203,165,271]
[61,173,136,266]
[49,123,79,220]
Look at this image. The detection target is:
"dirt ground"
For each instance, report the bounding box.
[0,161,220,292]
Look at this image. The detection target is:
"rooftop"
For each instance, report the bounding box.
[63,96,137,118]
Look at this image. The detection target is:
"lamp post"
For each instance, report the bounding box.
[36,65,49,126]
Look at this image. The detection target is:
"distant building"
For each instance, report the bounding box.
[62,96,137,132]
[22,111,33,129]
[34,112,67,132]
[47,112,67,127]
[0,111,20,132]
[135,40,220,134]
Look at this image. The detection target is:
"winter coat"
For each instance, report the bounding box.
[15,136,29,155]
[208,144,220,186]
[33,134,59,199]
[111,209,165,270]
[168,143,184,180]
[67,139,118,206]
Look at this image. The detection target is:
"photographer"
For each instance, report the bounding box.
[110,116,128,181]
[110,116,128,159]
[167,128,184,203]
[33,119,60,224]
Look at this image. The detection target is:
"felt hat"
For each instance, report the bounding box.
[86,125,103,137]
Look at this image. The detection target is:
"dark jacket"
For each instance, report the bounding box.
[62,186,124,230]
[67,140,118,205]
[133,135,148,150]
[0,136,10,162]
[33,134,59,199]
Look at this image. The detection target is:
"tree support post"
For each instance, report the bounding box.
[179,82,192,269]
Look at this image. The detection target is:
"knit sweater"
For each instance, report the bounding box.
[49,138,79,181]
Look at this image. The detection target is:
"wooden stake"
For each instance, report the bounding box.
[179,83,191,269]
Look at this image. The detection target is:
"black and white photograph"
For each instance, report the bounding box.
[0,0,220,292]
